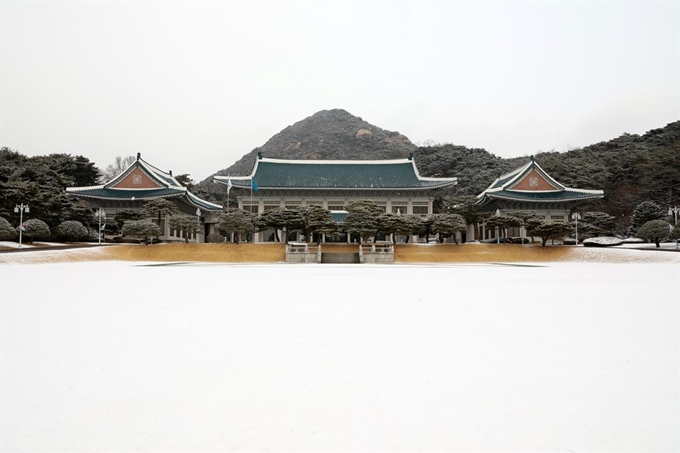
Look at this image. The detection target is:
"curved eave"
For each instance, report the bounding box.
[214,160,458,190]
[66,188,186,201]
[477,190,604,205]
[186,192,223,212]
[224,182,457,191]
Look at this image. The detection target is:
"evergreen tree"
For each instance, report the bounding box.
[18,218,51,242]
[169,215,201,243]
[343,204,379,243]
[631,200,666,234]
[261,208,306,242]
[303,206,337,243]
[636,219,672,248]
[144,198,179,225]
[0,217,16,240]
[217,209,255,244]
[430,213,467,243]
[122,220,161,244]
[56,220,89,242]
[401,215,423,242]
[526,220,571,246]
[376,213,401,242]
[580,211,616,237]
[670,224,680,248]
[113,209,146,231]
[446,195,492,240]
[485,215,521,239]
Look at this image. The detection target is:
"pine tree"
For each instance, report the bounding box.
[631,200,666,234]
[0,217,16,240]
[19,218,51,242]
[217,209,255,244]
[580,211,616,237]
[430,214,467,243]
[526,220,572,246]
[56,220,89,242]
[637,219,672,248]
[303,206,337,243]
[169,215,201,243]
[122,220,161,245]
[343,204,380,243]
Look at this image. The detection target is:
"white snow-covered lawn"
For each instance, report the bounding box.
[1,261,678,452]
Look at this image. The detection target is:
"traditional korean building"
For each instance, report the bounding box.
[66,153,222,242]
[474,156,604,240]
[214,153,458,242]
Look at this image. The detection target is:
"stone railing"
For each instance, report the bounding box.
[360,242,394,264]
[285,242,320,263]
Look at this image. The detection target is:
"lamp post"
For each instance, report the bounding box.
[96,208,106,245]
[495,209,500,244]
[14,203,29,247]
[572,212,581,246]
[668,206,679,225]
[196,208,201,243]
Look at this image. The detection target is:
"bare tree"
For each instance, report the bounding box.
[101,155,136,182]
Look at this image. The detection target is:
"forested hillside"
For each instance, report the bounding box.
[0,149,100,229]
[2,111,678,234]
[414,121,680,220]
[199,109,679,223]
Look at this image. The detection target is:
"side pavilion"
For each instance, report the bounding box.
[214,153,458,243]
[66,153,223,242]
[474,156,604,240]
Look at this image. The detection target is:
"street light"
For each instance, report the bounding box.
[14,203,29,247]
[668,206,679,225]
[96,208,106,245]
[196,208,201,243]
[495,209,500,244]
[572,212,581,246]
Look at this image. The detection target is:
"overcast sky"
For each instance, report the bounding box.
[1,0,678,182]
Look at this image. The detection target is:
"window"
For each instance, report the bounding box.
[328,205,345,211]
[392,205,407,215]
[551,215,565,220]
[263,205,280,212]
[243,205,259,214]
[412,205,429,216]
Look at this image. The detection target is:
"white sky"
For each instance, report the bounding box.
[1,0,679,182]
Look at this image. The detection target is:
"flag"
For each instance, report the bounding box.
[20,224,27,231]
[100,223,106,231]
[251,178,258,193]
[227,178,233,194]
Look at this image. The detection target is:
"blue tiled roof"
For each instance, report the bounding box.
[219,158,457,190]
[480,189,603,203]
[66,154,223,211]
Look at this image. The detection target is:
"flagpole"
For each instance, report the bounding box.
[226,177,231,212]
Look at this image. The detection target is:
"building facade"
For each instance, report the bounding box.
[214,153,458,243]
[66,154,222,242]
[474,157,604,240]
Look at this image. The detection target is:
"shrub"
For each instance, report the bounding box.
[0,217,16,240]
[122,220,161,244]
[637,219,672,248]
[17,219,51,242]
[56,220,89,242]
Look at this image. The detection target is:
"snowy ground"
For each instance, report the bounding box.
[1,259,679,452]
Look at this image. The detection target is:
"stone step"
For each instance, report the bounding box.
[321,252,360,264]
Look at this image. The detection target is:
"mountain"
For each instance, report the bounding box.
[414,120,680,220]
[194,108,679,223]
[214,109,416,177]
